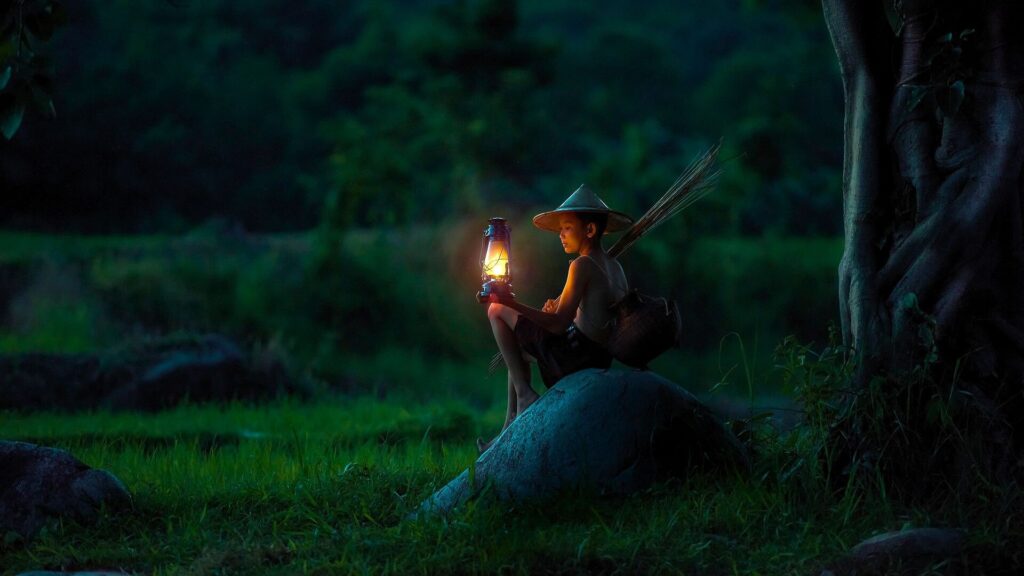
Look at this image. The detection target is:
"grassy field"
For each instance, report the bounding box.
[2,395,1016,575]
[0,399,877,575]
[3,230,1018,573]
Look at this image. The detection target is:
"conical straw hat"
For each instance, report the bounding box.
[532,185,633,233]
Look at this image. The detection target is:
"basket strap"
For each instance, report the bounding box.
[577,254,608,278]
[579,255,628,294]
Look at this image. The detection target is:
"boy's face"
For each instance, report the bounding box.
[558,213,592,254]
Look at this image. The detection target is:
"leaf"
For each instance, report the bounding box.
[779,457,805,483]
[883,0,903,36]
[0,65,9,91]
[1,99,25,139]
[906,85,930,112]
[959,28,976,40]
[899,292,919,311]
[924,43,945,67]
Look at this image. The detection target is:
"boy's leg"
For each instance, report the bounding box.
[478,372,517,453]
[487,304,540,415]
[503,371,517,429]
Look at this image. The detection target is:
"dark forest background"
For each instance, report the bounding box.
[1,0,843,396]
[1,0,841,235]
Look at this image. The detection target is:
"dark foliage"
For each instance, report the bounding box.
[1,0,842,235]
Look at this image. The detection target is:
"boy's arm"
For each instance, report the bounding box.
[502,258,589,334]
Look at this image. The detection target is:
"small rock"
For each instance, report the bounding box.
[102,334,251,410]
[0,441,132,539]
[824,527,966,575]
[416,369,748,517]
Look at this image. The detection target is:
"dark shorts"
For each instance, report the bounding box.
[514,317,613,388]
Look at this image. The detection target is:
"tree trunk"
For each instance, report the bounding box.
[823,0,1024,497]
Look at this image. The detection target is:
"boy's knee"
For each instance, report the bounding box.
[487,303,505,321]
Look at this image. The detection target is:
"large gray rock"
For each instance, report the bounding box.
[0,441,132,539]
[0,334,298,412]
[417,369,748,516]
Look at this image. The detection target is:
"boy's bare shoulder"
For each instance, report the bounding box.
[570,254,598,271]
[568,255,598,280]
[575,254,623,271]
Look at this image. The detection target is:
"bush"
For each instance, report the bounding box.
[1,228,845,396]
[674,235,842,351]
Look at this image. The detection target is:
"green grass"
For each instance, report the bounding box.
[1,397,1012,575]
[2,230,1017,573]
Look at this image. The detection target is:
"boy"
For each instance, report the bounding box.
[480,185,632,452]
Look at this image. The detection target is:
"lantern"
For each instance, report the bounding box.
[477,217,515,302]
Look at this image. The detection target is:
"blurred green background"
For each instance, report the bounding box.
[0,0,843,402]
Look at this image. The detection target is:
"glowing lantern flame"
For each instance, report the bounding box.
[477,217,514,302]
[483,238,510,279]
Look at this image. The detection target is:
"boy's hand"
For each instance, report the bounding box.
[486,292,516,305]
[542,299,558,313]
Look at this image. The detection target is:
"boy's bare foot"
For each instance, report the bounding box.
[476,436,493,454]
[516,389,540,415]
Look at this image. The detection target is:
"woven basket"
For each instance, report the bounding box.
[607,290,681,369]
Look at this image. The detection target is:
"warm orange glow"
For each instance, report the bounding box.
[482,238,510,278]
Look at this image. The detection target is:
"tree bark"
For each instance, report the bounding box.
[823,0,895,387]
[823,0,1024,494]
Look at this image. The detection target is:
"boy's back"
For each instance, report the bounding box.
[573,253,628,345]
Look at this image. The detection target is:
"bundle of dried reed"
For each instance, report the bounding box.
[608,140,722,258]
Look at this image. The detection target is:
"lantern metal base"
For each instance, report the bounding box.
[477,279,515,303]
